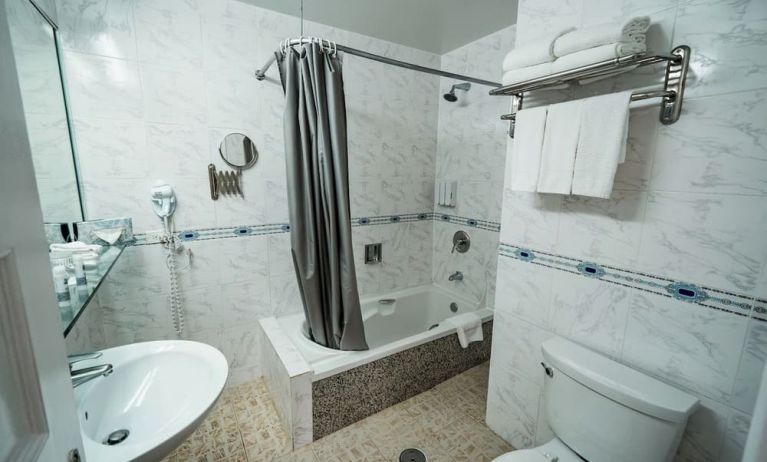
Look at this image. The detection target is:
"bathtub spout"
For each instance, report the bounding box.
[448,271,464,282]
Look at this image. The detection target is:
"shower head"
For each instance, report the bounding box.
[443,82,471,102]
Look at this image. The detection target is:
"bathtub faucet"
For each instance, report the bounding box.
[448,271,463,281]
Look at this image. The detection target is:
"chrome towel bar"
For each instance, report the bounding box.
[494,45,691,138]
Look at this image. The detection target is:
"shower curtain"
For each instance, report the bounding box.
[278,43,368,351]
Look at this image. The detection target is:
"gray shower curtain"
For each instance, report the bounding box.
[278,43,368,351]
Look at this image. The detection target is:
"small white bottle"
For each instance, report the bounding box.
[68,275,79,307]
[82,255,100,291]
[72,255,89,300]
[53,265,73,325]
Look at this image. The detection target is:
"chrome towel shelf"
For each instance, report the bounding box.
[493,45,690,138]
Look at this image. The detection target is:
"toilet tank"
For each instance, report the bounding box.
[541,338,699,462]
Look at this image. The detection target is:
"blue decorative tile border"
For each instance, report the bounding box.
[353,213,431,226]
[132,213,502,246]
[499,242,764,321]
[133,222,289,246]
[434,213,501,232]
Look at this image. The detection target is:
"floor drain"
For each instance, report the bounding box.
[400,448,427,462]
[104,429,130,446]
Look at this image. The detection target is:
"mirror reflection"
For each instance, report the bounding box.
[7,0,84,223]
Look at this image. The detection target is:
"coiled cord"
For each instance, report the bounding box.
[162,232,185,335]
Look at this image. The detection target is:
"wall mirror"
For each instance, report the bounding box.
[7,0,84,224]
[219,133,259,169]
[7,0,127,337]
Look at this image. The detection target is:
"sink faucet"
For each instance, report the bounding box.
[68,352,113,388]
[449,271,464,281]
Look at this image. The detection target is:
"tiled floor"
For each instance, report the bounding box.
[162,361,512,462]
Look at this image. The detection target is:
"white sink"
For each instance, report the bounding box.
[73,340,229,462]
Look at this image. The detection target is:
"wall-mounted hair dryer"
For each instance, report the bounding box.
[151,183,176,233]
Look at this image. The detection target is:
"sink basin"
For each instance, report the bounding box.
[73,340,229,462]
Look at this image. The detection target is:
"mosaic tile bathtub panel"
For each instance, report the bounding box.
[312,321,493,440]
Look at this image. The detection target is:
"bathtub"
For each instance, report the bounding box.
[277,284,493,380]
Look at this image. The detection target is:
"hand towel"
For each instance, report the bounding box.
[502,27,576,71]
[509,105,548,192]
[571,91,632,198]
[444,312,483,348]
[537,100,582,194]
[551,42,646,74]
[553,17,651,57]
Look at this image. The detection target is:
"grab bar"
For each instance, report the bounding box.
[378,299,396,305]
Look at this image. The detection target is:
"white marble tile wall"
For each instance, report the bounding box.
[56,0,446,381]
[488,1,767,461]
[57,0,439,233]
[430,25,516,306]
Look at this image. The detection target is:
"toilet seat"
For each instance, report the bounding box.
[493,448,555,462]
[492,438,582,462]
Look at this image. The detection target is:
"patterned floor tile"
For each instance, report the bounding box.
[311,422,387,462]
[432,414,513,462]
[273,444,317,462]
[163,362,508,462]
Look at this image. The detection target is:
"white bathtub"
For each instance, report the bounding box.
[277,284,493,380]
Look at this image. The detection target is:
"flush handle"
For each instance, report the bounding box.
[541,362,553,378]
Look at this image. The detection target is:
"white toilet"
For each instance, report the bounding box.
[494,337,699,462]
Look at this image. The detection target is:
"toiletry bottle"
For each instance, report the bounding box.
[72,255,89,300]
[53,265,73,326]
[83,255,99,291]
[68,275,79,307]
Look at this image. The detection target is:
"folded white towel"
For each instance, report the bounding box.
[571,91,632,198]
[503,27,576,71]
[510,106,548,192]
[502,63,552,86]
[445,312,483,348]
[551,42,646,75]
[537,100,582,194]
[553,17,651,57]
[49,241,102,260]
[50,242,102,254]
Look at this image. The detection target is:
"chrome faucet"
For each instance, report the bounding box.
[68,352,113,388]
[448,271,464,281]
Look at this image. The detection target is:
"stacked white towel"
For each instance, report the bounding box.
[551,42,646,74]
[502,27,576,71]
[553,17,651,57]
[49,241,102,260]
[502,62,552,86]
[444,312,483,349]
[499,17,651,87]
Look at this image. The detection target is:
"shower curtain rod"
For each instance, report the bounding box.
[254,38,501,87]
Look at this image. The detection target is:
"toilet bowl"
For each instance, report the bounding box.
[492,338,699,462]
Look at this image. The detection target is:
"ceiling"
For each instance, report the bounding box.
[242,0,518,54]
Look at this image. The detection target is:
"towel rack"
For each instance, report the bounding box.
[494,45,690,138]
